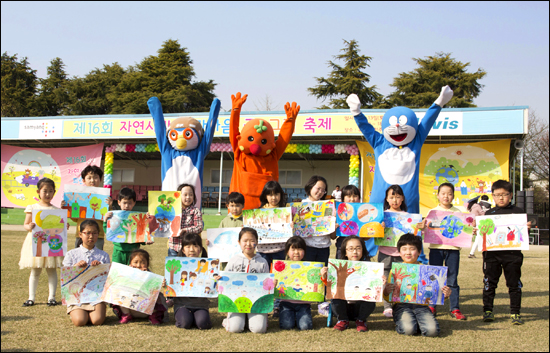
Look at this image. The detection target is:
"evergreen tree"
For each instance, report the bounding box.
[1,52,38,117]
[308,39,382,109]
[36,57,69,116]
[108,39,216,114]
[386,52,486,108]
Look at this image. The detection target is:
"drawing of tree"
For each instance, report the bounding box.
[391,266,412,300]
[306,268,323,292]
[32,231,47,257]
[479,218,495,237]
[165,259,182,284]
[89,196,102,219]
[430,271,447,304]
[328,260,356,299]
[273,208,281,223]
[132,213,149,242]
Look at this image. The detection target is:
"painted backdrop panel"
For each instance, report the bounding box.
[423,210,474,247]
[106,210,152,243]
[291,200,336,238]
[164,257,220,298]
[217,272,275,313]
[148,191,182,238]
[63,185,110,220]
[477,214,529,251]
[326,259,384,302]
[335,202,384,238]
[206,228,241,262]
[273,260,325,302]
[61,264,110,305]
[375,212,423,247]
[31,209,67,257]
[1,144,104,208]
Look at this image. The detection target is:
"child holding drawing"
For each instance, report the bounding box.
[383,233,451,337]
[223,227,270,333]
[218,192,245,228]
[417,182,465,320]
[104,188,153,265]
[278,236,313,331]
[63,219,110,326]
[335,185,361,259]
[168,184,203,257]
[20,178,69,307]
[321,235,377,332]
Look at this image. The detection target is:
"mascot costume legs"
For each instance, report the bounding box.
[347,86,454,263]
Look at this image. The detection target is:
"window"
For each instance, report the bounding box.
[211,169,232,185]
[279,170,301,185]
[113,169,135,183]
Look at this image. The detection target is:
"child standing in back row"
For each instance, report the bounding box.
[218,192,245,228]
[169,184,203,257]
[335,185,361,259]
[20,178,69,307]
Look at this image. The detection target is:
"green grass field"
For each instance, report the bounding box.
[1,229,548,352]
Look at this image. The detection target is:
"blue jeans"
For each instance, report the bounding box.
[168,248,178,257]
[393,303,440,337]
[303,246,330,266]
[279,301,312,330]
[429,249,460,311]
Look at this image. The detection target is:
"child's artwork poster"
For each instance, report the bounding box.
[206,228,242,262]
[477,214,529,251]
[62,185,110,220]
[31,209,67,257]
[375,212,423,247]
[389,263,448,306]
[100,262,163,315]
[163,257,220,298]
[106,210,152,243]
[326,259,384,302]
[242,207,292,244]
[1,144,104,209]
[273,261,325,302]
[148,191,181,238]
[335,202,384,238]
[60,264,110,305]
[217,272,275,313]
[291,200,336,237]
[423,210,474,247]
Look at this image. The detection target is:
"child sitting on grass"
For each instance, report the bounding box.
[383,234,451,337]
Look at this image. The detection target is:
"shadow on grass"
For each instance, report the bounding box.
[0,316,33,323]
[1,349,31,352]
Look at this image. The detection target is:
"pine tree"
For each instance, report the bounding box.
[386,52,487,108]
[36,57,69,116]
[1,52,38,117]
[308,39,382,109]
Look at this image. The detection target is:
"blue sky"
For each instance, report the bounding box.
[2,1,548,121]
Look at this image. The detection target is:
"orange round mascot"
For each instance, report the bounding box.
[229,92,299,209]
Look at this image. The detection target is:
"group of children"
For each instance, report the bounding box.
[19,165,528,334]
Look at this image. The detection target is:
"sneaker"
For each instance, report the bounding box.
[451,309,467,320]
[22,300,35,307]
[47,299,59,307]
[483,311,495,322]
[333,320,349,331]
[511,314,524,325]
[429,306,436,316]
[272,307,280,318]
[383,308,393,318]
[149,313,163,325]
[318,301,330,316]
[356,320,368,332]
[119,313,133,324]
[468,254,476,258]
[112,305,122,319]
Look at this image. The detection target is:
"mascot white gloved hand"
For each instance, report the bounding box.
[347,86,453,260]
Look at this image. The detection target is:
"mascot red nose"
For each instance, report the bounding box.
[229,92,299,209]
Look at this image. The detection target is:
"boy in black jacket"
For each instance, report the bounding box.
[481,180,530,325]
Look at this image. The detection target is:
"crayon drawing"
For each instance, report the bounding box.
[375,212,423,247]
[335,202,384,238]
[61,264,110,305]
[242,207,292,244]
[100,262,163,315]
[291,200,335,237]
[477,214,529,251]
[106,210,152,243]
[62,185,110,220]
[148,191,182,238]
[273,260,325,302]
[217,272,275,313]
[164,257,220,298]
[206,228,242,262]
[326,259,384,302]
[31,209,67,257]
[389,263,447,305]
[424,210,474,247]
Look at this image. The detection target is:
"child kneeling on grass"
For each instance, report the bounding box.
[383,234,451,337]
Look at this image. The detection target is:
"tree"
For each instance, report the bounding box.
[306,268,323,293]
[165,259,182,284]
[326,260,356,299]
[1,52,38,117]
[89,196,102,219]
[131,213,149,242]
[35,57,69,116]
[108,39,216,114]
[308,39,382,109]
[391,266,411,300]
[253,94,279,111]
[386,52,487,108]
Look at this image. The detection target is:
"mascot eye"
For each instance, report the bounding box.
[183,128,194,140]
[389,116,398,125]
[248,136,254,142]
[398,115,408,125]
[169,130,178,141]
[261,139,267,145]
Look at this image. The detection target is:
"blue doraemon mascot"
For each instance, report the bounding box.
[148,97,221,209]
[347,86,454,262]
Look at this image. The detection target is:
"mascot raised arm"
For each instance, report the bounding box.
[147,97,221,209]
[229,92,299,209]
[347,86,454,261]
